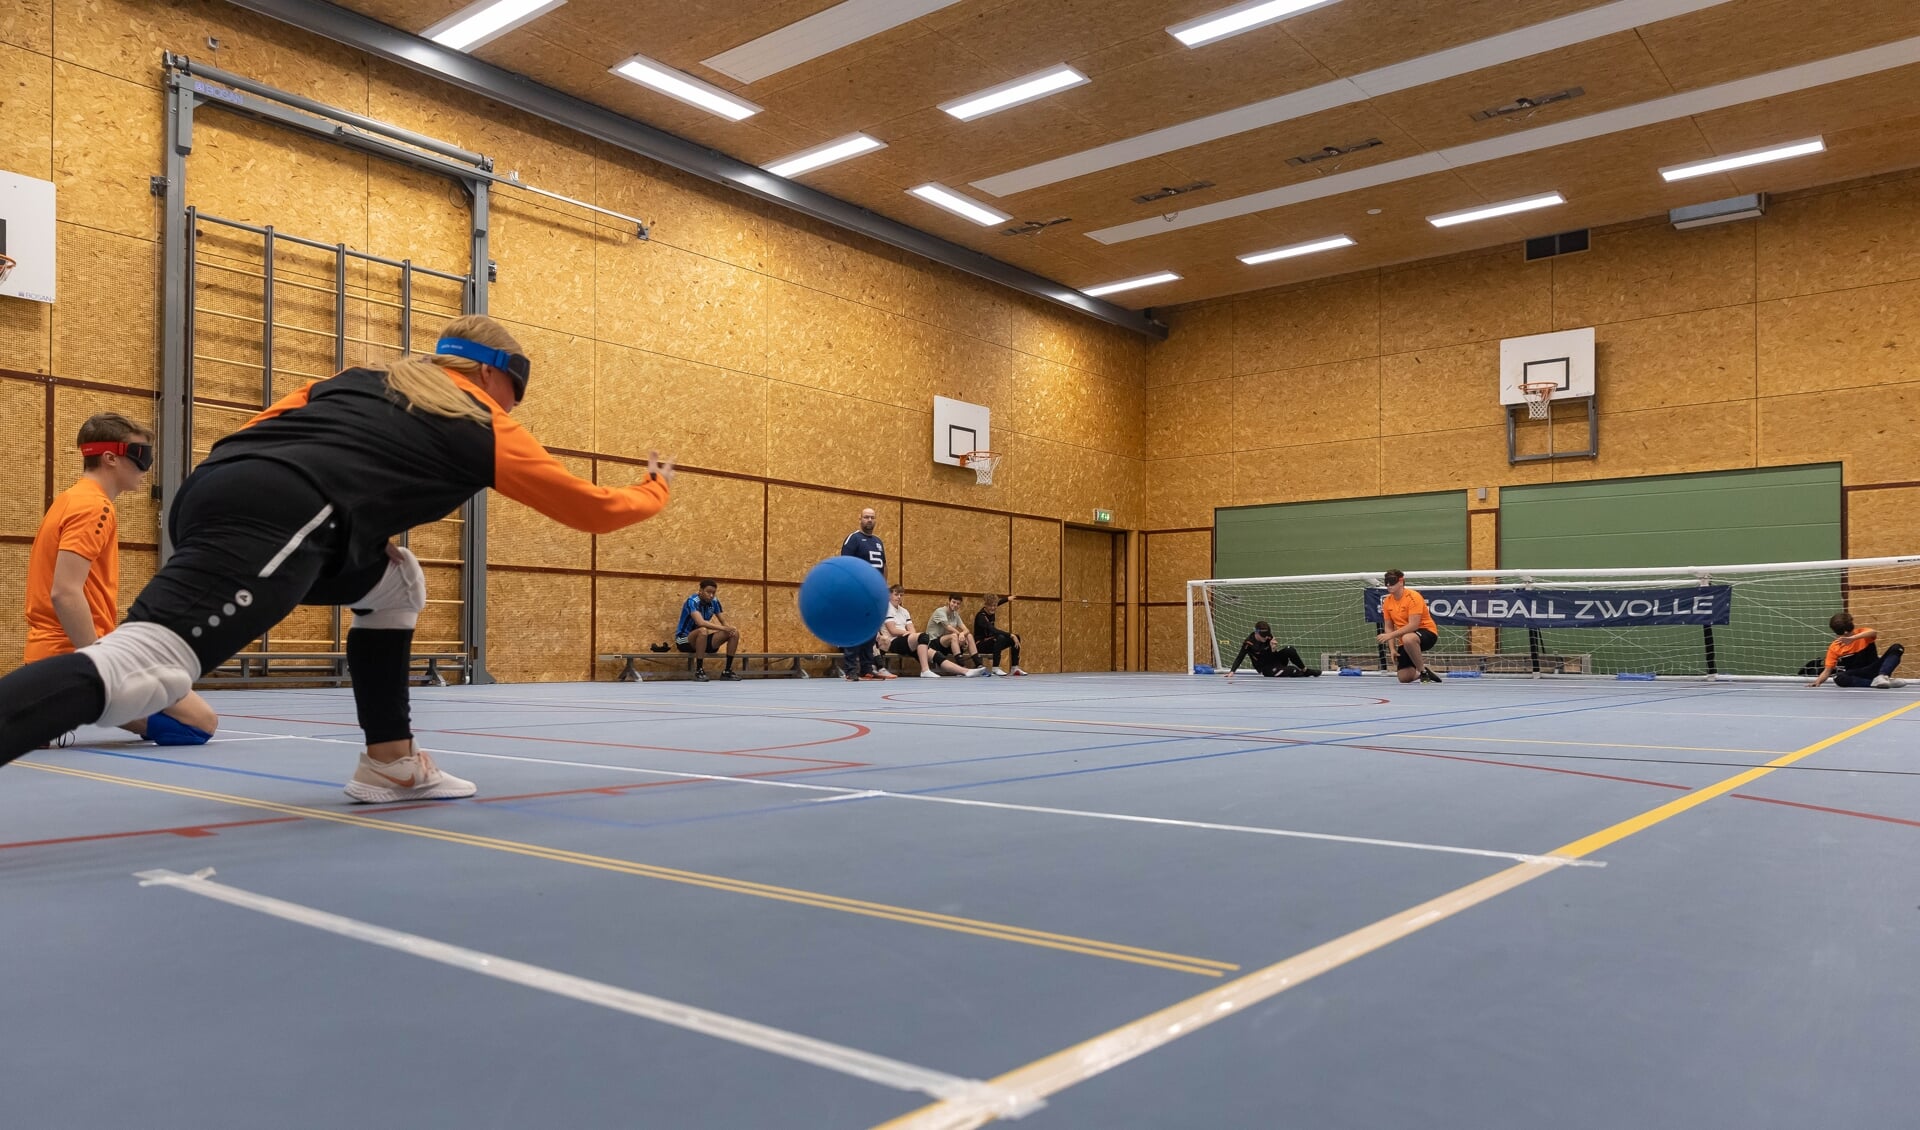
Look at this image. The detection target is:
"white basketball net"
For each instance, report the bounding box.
[1521,382,1555,420]
[960,451,1000,485]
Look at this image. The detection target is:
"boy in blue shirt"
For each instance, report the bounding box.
[676,579,739,681]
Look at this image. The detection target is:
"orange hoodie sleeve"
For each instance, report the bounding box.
[490,411,669,533]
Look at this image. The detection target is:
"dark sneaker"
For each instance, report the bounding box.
[719,670,740,681]
[1419,668,1444,683]
[693,669,710,682]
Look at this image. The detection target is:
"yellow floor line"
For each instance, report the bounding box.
[870,699,1920,1129]
[16,761,1237,978]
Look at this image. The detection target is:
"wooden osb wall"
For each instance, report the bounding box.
[1141,168,1920,670]
[1,0,1147,679]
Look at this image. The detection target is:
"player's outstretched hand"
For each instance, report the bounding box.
[647,449,676,485]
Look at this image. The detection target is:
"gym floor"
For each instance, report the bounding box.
[4,675,1917,1129]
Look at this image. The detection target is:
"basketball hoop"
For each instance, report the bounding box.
[1519,381,1557,420]
[0,254,14,284]
[957,450,1001,485]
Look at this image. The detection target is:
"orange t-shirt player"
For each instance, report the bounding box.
[23,415,220,746]
[1376,568,1443,685]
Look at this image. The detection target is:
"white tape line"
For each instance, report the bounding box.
[132,869,1029,1111]
[260,732,1595,867]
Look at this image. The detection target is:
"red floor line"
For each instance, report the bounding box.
[0,815,304,851]
[1729,793,1920,829]
[1350,743,1695,790]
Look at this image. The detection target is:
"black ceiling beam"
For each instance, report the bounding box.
[221,0,1167,339]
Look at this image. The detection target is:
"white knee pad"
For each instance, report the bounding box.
[80,621,203,728]
[349,546,428,631]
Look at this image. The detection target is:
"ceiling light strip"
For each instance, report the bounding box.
[1427,193,1565,228]
[702,0,966,84]
[1084,34,1920,244]
[1169,0,1344,48]
[972,0,1735,196]
[763,133,886,177]
[610,54,762,121]
[1238,234,1355,264]
[1082,271,1181,298]
[424,0,566,52]
[908,183,1012,225]
[1658,136,1825,181]
[941,65,1089,121]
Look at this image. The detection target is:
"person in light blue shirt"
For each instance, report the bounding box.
[676,579,738,682]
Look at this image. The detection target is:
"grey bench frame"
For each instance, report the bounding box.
[199,651,469,686]
[599,651,848,681]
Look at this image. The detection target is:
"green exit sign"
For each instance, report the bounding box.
[1092,509,1113,525]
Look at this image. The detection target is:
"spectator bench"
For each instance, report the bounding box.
[600,651,848,681]
[199,651,468,686]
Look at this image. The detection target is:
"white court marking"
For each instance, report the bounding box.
[208,729,1601,868]
[133,869,1035,1116]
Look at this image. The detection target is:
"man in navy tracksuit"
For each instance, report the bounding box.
[840,507,886,679]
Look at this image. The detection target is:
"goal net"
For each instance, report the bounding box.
[1186,557,1920,681]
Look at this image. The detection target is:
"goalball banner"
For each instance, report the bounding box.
[1363,586,1733,629]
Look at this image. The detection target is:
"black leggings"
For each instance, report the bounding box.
[977,630,1020,667]
[2,460,411,765]
[1834,643,1904,687]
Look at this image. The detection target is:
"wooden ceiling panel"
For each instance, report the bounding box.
[874,106,1125,187]
[1080,27,1340,137]
[752,31,1015,136]
[1279,0,1601,77]
[1638,0,1920,91]
[1692,62,1920,152]
[325,1,1920,311]
[929,0,1186,82]
[1158,101,1428,197]
[1367,32,1675,152]
[1726,112,1920,197]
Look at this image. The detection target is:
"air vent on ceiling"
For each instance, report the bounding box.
[1001,217,1072,236]
[1132,181,1214,204]
[1286,138,1383,167]
[1524,229,1590,261]
[1471,86,1585,122]
[1671,194,1766,230]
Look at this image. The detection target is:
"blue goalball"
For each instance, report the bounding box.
[798,556,890,648]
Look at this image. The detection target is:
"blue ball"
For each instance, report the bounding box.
[798,556,890,648]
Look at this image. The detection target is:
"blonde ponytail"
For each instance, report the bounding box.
[375,314,525,425]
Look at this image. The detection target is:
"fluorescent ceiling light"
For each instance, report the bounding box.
[424,0,567,51]
[1168,0,1343,48]
[1238,234,1354,264]
[703,0,966,84]
[940,65,1088,121]
[1082,271,1181,298]
[1427,192,1565,228]
[611,54,761,121]
[763,133,886,178]
[1658,136,1825,182]
[908,183,1011,226]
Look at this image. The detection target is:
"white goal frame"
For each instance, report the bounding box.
[1187,555,1920,682]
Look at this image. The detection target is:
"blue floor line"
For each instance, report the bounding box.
[68,746,341,788]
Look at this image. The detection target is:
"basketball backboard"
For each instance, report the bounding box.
[932,396,990,467]
[1499,327,1594,406]
[0,171,56,305]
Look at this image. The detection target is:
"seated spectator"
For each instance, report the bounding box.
[1808,612,1906,688]
[927,593,979,666]
[676,579,739,682]
[972,593,1026,676]
[880,585,973,678]
[1225,621,1320,679]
